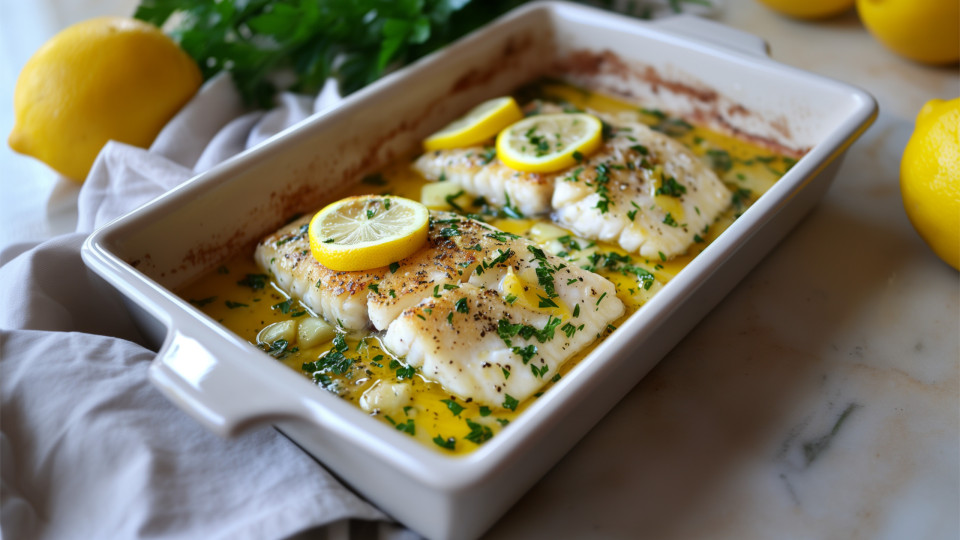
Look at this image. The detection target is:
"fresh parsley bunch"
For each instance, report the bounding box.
[134,0,526,107]
[134,0,711,107]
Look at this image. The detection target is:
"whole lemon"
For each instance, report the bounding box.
[8,17,202,182]
[900,98,960,271]
[755,0,855,19]
[856,0,960,64]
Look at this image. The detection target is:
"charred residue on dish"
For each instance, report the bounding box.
[555,49,810,159]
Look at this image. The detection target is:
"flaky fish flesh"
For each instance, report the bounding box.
[255,212,623,407]
[552,116,730,259]
[413,108,731,260]
[413,149,554,216]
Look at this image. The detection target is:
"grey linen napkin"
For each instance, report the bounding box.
[0,75,414,540]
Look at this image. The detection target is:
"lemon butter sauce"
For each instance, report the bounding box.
[178,83,797,454]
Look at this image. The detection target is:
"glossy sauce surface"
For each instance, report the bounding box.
[178,83,795,454]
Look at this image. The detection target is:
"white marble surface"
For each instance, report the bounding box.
[487,5,960,540]
[2,1,958,539]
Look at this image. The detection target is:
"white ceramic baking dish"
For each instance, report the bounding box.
[81,3,876,539]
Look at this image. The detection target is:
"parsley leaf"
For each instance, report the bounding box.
[135,0,531,107]
[465,419,493,444]
[442,399,464,417]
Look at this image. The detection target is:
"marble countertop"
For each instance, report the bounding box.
[488,7,960,540]
[2,1,957,539]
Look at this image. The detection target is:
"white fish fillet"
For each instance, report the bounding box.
[383,217,624,407]
[255,216,381,331]
[552,115,731,259]
[256,212,624,407]
[413,107,731,260]
[413,149,554,216]
[255,214,481,331]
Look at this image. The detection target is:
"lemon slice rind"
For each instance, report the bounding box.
[496,113,603,174]
[309,195,429,272]
[423,96,524,151]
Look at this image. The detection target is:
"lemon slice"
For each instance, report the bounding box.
[496,113,603,173]
[423,96,523,151]
[309,195,429,271]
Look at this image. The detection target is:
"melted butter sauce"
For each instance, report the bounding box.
[178,83,795,455]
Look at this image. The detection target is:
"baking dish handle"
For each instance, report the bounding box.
[150,327,314,437]
[653,14,770,59]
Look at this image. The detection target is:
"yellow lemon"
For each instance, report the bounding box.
[496,113,603,174]
[856,0,960,64]
[309,195,430,271]
[8,17,202,182]
[900,97,960,270]
[755,0,855,19]
[424,96,524,151]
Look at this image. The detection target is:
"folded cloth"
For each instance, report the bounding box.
[0,75,408,539]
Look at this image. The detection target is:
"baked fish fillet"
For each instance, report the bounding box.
[254,216,380,331]
[255,212,624,406]
[383,216,624,407]
[255,213,479,331]
[413,149,554,216]
[413,107,731,260]
[552,116,731,260]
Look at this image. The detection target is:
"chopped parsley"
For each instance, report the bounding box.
[655,176,687,197]
[261,338,294,359]
[395,364,416,380]
[502,192,524,219]
[581,251,656,290]
[441,399,464,417]
[527,245,562,301]
[272,299,293,313]
[237,273,269,290]
[444,189,465,211]
[512,344,537,364]
[480,146,497,165]
[394,418,415,435]
[433,435,456,450]
[465,419,493,444]
[706,148,733,172]
[497,316,562,346]
[651,116,694,137]
[593,163,612,214]
[538,296,559,309]
[486,231,520,242]
[302,332,353,376]
[732,187,753,211]
[439,224,461,237]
